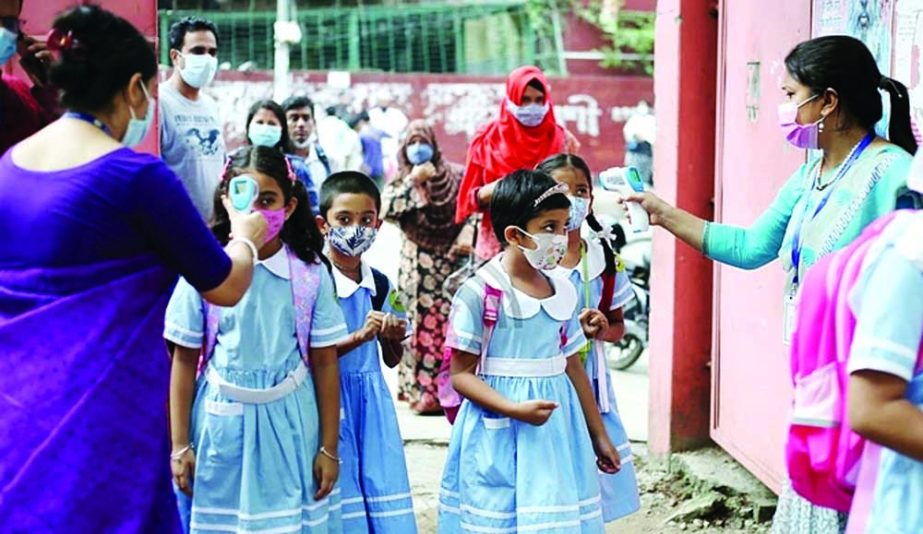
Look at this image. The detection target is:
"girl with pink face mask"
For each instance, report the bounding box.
[622,35,921,534]
[166,145,349,533]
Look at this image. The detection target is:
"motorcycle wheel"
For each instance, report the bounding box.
[606,333,645,371]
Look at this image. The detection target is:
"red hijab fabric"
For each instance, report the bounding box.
[455,66,566,225]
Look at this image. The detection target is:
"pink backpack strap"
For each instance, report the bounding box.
[287,246,321,366]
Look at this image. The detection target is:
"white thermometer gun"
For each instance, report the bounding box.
[229,175,259,214]
[599,166,649,232]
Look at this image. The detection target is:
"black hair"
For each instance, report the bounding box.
[490,169,570,246]
[246,99,292,153]
[282,95,315,115]
[48,5,157,113]
[212,146,327,267]
[348,110,370,129]
[785,35,917,154]
[536,153,618,279]
[169,16,219,51]
[319,171,382,220]
[526,78,545,95]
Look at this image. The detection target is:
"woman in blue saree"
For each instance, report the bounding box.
[0,6,266,532]
[625,36,919,533]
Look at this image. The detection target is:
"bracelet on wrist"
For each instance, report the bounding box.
[171,444,193,461]
[319,446,342,464]
[227,238,259,264]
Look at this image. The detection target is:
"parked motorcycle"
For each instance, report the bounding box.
[605,221,650,370]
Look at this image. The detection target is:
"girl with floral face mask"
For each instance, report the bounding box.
[438,169,620,533]
[167,145,347,533]
[620,35,921,534]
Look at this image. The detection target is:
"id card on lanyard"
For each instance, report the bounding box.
[784,133,874,344]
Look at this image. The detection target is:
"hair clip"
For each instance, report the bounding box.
[284,157,297,183]
[879,76,903,98]
[46,28,78,52]
[219,155,233,182]
[533,182,569,207]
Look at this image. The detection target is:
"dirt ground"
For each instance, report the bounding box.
[405,442,772,534]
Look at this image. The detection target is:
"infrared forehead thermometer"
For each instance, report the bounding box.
[229,175,259,214]
[599,166,649,232]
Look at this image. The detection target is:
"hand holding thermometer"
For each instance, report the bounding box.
[599,166,649,232]
[229,175,259,214]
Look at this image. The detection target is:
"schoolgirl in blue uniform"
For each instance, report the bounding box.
[439,169,620,533]
[316,172,417,533]
[540,153,641,523]
[166,146,348,533]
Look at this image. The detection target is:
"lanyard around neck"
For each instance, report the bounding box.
[579,242,593,364]
[63,111,113,137]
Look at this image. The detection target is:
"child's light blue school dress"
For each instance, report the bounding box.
[164,247,349,534]
[549,235,641,522]
[845,215,923,534]
[331,262,416,533]
[439,255,604,534]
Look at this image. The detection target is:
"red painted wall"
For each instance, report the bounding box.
[204,70,653,175]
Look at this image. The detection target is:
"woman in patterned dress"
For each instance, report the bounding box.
[382,120,471,414]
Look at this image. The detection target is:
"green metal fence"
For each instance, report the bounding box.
[158,2,564,75]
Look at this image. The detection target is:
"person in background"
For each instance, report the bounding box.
[381,120,469,415]
[245,98,320,215]
[369,93,409,181]
[160,16,225,221]
[283,95,332,185]
[350,110,386,188]
[623,100,655,186]
[0,5,266,530]
[454,65,580,261]
[622,36,919,534]
[0,0,58,155]
[318,104,364,173]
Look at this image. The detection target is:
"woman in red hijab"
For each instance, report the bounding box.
[455,65,579,259]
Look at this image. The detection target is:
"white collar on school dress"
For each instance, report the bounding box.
[479,255,577,321]
[258,245,291,280]
[549,236,606,283]
[332,261,376,299]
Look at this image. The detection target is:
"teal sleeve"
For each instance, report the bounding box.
[703,166,807,269]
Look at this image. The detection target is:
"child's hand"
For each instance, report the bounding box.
[313,450,340,500]
[357,311,385,343]
[170,447,196,497]
[379,313,408,341]
[592,434,622,474]
[578,309,609,339]
[512,400,559,426]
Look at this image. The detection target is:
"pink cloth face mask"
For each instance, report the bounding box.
[256,207,287,243]
[778,94,823,149]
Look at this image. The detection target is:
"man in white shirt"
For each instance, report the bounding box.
[282,95,332,186]
[159,17,226,221]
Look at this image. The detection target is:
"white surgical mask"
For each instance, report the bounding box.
[248,122,282,148]
[566,196,589,232]
[516,227,567,271]
[122,81,154,147]
[506,98,550,128]
[177,52,218,89]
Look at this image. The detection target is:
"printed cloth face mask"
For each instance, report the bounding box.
[566,195,589,232]
[516,227,567,271]
[327,225,378,257]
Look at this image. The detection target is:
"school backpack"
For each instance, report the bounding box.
[201,246,321,371]
[785,211,901,512]
[435,262,568,424]
[369,268,390,312]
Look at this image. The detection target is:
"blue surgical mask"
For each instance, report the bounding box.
[178,52,217,89]
[506,98,550,128]
[0,28,17,65]
[405,142,434,165]
[566,195,589,232]
[248,122,282,148]
[122,81,154,147]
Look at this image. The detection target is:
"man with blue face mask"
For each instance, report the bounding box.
[160,16,226,221]
[0,0,58,156]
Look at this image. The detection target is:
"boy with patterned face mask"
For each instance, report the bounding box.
[315,171,418,532]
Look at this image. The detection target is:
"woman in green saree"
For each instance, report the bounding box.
[626,36,919,533]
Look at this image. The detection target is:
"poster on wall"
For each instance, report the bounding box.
[812,0,895,136]
[893,0,923,143]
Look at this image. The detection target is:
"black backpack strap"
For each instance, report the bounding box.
[314,143,332,175]
[370,268,390,311]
